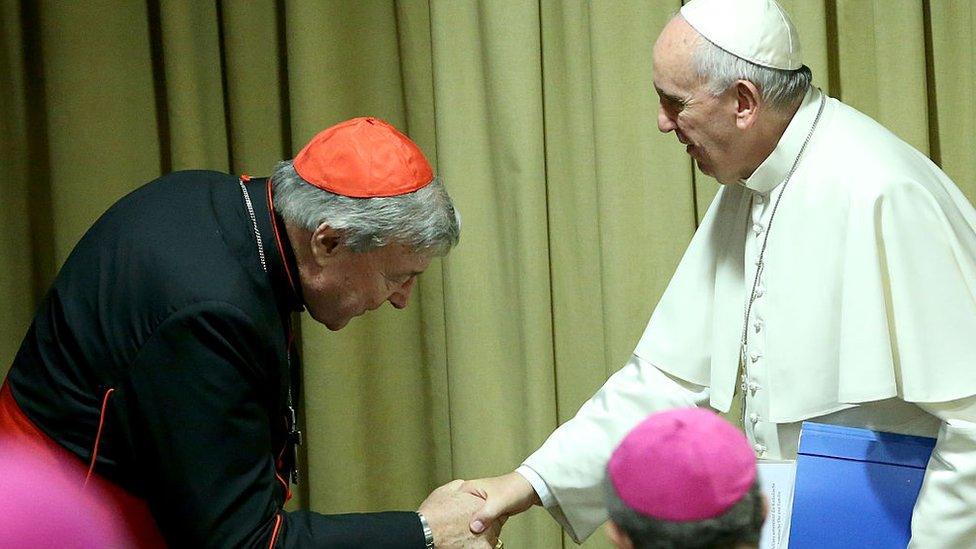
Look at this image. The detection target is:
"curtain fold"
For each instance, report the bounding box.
[928,0,976,201]
[836,0,931,154]
[37,1,162,263]
[428,1,562,544]
[2,1,973,547]
[221,0,292,174]
[158,0,228,171]
[0,0,33,372]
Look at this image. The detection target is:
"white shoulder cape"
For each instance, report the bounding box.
[634,89,976,422]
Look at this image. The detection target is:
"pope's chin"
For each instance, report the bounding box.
[693,158,734,186]
[685,147,710,176]
[693,158,714,178]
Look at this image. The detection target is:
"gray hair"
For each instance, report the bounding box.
[689,23,812,110]
[605,474,764,549]
[271,160,460,256]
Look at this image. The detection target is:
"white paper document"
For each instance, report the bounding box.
[758,460,797,549]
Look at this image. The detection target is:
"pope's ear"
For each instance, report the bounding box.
[310,223,343,264]
[733,79,762,129]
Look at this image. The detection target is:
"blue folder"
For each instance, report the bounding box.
[788,422,936,548]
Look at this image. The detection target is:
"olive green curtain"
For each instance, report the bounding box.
[2,1,975,548]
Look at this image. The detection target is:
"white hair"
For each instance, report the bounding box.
[271,160,460,256]
[690,26,812,110]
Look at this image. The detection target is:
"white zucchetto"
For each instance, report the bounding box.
[680,0,803,70]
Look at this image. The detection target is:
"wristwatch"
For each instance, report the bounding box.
[417,512,435,549]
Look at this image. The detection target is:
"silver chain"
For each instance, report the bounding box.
[740,94,827,364]
[237,177,300,483]
[238,178,268,273]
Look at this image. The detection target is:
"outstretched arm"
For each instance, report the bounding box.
[462,355,709,542]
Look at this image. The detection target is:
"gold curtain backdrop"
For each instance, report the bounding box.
[2,1,975,547]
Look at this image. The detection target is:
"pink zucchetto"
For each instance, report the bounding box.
[607,408,757,522]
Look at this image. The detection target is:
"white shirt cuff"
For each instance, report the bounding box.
[516,464,556,508]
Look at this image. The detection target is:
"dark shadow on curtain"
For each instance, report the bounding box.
[824,0,842,99]
[215,0,236,171]
[146,0,172,175]
[19,0,55,299]
[921,0,942,168]
[273,0,293,160]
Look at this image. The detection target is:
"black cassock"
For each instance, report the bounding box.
[4,171,426,548]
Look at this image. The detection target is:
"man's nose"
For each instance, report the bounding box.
[658,104,676,133]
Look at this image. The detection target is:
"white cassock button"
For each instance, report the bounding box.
[755,195,765,205]
[748,381,761,393]
[753,223,764,235]
[754,285,765,298]
[754,318,763,333]
[750,352,761,363]
[749,412,760,424]
[754,443,767,455]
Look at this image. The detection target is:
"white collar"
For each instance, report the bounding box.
[740,87,823,194]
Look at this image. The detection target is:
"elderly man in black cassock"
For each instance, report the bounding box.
[0,117,492,548]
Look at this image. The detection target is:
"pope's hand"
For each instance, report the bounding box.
[461,472,541,535]
[419,479,500,548]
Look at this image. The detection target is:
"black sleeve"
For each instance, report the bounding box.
[112,301,426,548]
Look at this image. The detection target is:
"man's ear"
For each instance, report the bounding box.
[733,79,762,130]
[604,521,634,549]
[310,223,343,266]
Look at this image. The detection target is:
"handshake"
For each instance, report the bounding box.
[417,473,539,549]
[414,409,766,549]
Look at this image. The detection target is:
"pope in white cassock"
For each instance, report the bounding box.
[462,0,976,547]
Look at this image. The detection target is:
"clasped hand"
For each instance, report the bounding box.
[419,473,539,548]
[419,479,501,548]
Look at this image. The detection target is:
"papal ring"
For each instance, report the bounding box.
[495,540,504,549]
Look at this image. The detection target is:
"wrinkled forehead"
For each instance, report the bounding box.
[653,17,701,90]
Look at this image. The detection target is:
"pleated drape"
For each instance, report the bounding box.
[2,1,975,547]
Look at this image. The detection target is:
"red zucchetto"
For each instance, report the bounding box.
[293,117,434,198]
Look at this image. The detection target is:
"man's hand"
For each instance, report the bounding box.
[419,479,501,548]
[460,472,541,535]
